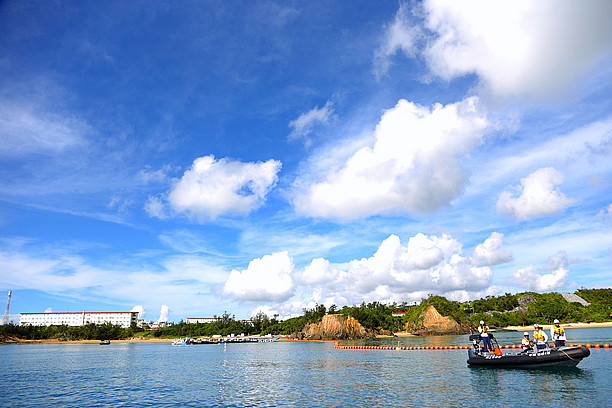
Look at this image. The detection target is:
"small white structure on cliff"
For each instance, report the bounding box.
[19,311,138,328]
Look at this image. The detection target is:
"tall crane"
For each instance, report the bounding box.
[2,290,12,325]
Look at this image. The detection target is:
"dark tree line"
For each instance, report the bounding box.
[0,322,135,341]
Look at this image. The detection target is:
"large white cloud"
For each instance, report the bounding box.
[147,155,281,221]
[421,0,612,98]
[349,233,494,294]
[497,167,576,220]
[293,97,488,220]
[287,232,512,308]
[513,251,570,291]
[514,266,568,292]
[219,232,512,312]
[221,251,295,302]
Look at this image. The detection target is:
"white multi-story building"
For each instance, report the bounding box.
[19,311,138,328]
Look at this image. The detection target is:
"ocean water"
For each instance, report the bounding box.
[1,327,610,407]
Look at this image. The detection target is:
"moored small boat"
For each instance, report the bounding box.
[172,337,193,346]
[99,340,111,345]
[467,334,590,368]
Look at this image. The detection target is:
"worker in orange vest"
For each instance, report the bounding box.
[533,324,548,350]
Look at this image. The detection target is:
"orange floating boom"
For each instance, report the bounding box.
[333,343,611,350]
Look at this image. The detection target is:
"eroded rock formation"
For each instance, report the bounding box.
[292,314,375,340]
[405,305,467,335]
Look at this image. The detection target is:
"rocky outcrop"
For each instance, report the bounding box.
[292,314,375,340]
[405,305,467,335]
[518,294,536,306]
[502,294,537,314]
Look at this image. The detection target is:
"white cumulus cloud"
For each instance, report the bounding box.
[291,232,511,308]
[222,251,295,302]
[497,167,576,220]
[471,232,513,267]
[421,0,612,98]
[513,251,570,292]
[158,305,170,323]
[299,257,344,286]
[130,305,145,320]
[293,97,488,220]
[147,155,281,222]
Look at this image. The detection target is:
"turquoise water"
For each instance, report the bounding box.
[1,327,610,407]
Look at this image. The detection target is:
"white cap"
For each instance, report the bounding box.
[554,319,560,324]
[523,332,529,336]
[480,320,484,325]
[534,324,539,328]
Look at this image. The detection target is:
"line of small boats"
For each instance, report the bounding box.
[172,336,279,346]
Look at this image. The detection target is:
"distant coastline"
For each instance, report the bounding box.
[4,322,612,344]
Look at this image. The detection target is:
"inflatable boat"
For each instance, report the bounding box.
[466,334,590,368]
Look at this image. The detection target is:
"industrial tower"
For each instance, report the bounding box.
[2,290,12,325]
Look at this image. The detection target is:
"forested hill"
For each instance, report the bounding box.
[262,288,612,336]
[402,288,612,330]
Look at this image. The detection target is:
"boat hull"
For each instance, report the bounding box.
[467,346,590,368]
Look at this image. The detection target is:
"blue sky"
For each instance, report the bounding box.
[1,1,611,323]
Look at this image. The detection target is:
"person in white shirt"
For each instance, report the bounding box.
[521,332,533,352]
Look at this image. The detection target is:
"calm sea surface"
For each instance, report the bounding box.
[1,327,611,407]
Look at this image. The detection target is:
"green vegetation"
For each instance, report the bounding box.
[466,289,611,328]
[339,301,409,333]
[1,289,610,341]
[150,312,255,338]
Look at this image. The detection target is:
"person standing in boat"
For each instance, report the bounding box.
[478,320,493,352]
[533,324,548,350]
[521,332,533,352]
[550,319,566,347]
